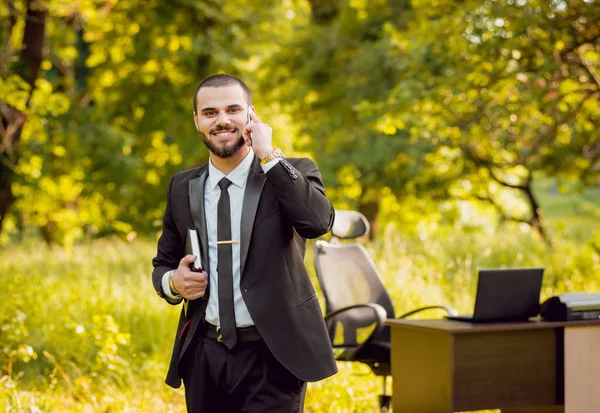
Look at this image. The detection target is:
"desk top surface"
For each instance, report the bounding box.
[385,318,600,333]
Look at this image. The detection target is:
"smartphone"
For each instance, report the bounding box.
[247,105,253,125]
[246,105,253,146]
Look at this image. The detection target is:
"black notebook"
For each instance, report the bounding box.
[183,228,203,318]
[186,227,203,272]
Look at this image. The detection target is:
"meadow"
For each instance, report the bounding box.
[2,186,599,412]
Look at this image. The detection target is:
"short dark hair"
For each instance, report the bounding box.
[193,74,252,113]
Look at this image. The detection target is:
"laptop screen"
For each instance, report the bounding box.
[472,268,544,321]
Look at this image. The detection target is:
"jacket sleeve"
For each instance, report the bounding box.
[264,158,334,239]
[152,176,184,304]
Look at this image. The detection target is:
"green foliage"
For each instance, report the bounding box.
[0,308,37,378]
[2,0,598,245]
[1,0,278,245]
[375,0,600,230]
[255,0,599,240]
[259,0,417,206]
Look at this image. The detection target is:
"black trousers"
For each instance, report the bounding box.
[182,335,306,413]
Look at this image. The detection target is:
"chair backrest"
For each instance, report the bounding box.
[314,210,395,346]
[330,210,370,241]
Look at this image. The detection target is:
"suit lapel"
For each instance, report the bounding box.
[240,157,266,277]
[181,167,209,358]
[188,167,209,273]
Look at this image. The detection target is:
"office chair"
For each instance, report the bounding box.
[314,210,457,411]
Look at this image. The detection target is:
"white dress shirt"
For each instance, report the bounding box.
[162,149,279,327]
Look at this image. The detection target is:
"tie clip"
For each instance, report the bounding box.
[217,240,239,245]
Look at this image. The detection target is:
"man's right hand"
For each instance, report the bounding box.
[172,254,208,300]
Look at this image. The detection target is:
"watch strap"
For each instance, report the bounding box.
[260,148,284,166]
[168,271,180,296]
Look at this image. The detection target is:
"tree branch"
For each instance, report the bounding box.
[487,167,528,190]
[473,194,531,225]
[556,24,600,57]
[0,102,27,164]
[575,51,600,90]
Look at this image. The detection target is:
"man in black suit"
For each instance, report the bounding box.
[152,73,337,412]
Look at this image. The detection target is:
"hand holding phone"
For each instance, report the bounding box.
[243,107,274,159]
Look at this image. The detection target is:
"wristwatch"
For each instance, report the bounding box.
[260,148,285,166]
[168,271,180,296]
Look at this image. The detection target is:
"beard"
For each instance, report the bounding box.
[200,126,245,158]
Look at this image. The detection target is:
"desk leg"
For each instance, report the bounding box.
[390,327,452,413]
[564,325,600,413]
[501,407,564,413]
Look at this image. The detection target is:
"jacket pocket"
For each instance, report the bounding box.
[296,293,317,308]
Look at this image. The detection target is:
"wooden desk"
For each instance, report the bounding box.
[386,319,600,413]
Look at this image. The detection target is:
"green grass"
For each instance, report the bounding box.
[534,178,600,242]
[0,236,391,412]
[0,238,183,412]
[2,184,600,412]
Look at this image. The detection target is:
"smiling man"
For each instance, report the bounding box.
[151,74,337,412]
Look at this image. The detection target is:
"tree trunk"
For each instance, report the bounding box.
[483,166,552,247]
[0,161,16,233]
[20,0,47,88]
[522,182,552,247]
[0,0,47,236]
[308,0,339,24]
[358,198,380,241]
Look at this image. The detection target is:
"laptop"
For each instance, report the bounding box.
[446,267,544,323]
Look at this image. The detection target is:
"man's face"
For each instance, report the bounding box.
[193,84,249,159]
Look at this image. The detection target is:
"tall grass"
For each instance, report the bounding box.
[1,238,183,412]
[2,225,599,412]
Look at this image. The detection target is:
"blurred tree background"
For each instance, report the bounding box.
[1,0,599,411]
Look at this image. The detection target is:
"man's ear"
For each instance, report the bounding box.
[193,111,200,131]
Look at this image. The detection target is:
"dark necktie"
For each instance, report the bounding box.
[217,178,237,349]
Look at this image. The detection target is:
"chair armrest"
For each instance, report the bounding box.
[397,305,458,319]
[324,303,387,352]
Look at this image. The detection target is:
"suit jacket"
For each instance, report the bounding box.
[152,156,338,388]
